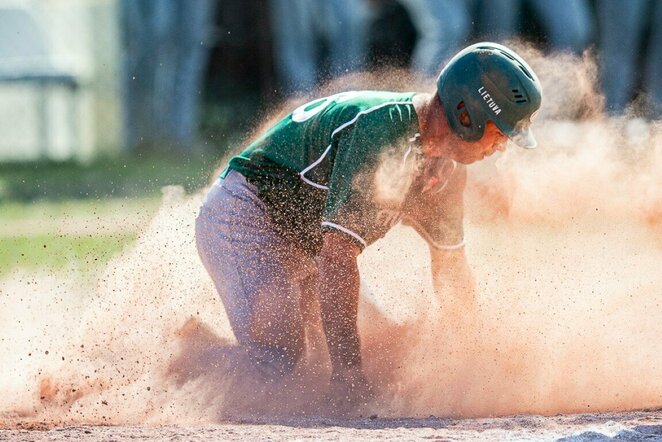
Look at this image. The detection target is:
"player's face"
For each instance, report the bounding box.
[452,121,508,164]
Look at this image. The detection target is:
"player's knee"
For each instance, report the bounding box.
[249,343,304,379]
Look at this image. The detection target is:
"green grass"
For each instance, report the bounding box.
[0,197,159,276]
[0,150,219,276]
[0,232,136,276]
[0,150,222,202]
[0,197,161,222]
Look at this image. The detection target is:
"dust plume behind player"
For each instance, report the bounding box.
[1,44,661,425]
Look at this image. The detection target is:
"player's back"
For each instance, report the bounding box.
[227,90,418,183]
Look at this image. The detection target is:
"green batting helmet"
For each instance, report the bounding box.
[437,42,542,149]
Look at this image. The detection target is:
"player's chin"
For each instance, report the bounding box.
[478,149,499,162]
[452,142,487,164]
[457,153,483,165]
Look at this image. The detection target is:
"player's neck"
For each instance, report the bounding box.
[413,93,454,158]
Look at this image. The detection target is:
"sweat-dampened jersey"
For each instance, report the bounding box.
[224,90,465,255]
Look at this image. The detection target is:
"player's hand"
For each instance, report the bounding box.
[326,367,375,413]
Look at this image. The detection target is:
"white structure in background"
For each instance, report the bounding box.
[0,0,122,161]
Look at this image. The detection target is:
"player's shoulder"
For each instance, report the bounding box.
[288,91,414,125]
[329,91,419,130]
[328,90,417,110]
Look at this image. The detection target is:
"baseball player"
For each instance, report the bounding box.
[195,43,542,405]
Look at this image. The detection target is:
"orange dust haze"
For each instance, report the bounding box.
[1,46,661,426]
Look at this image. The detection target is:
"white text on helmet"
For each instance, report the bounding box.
[477,87,502,115]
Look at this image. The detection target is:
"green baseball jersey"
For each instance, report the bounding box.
[225,90,465,255]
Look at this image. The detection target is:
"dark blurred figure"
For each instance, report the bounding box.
[597,1,662,118]
[377,0,593,77]
[366,0,418,68]
[596,0,647,115]
[475,0,521,41]
[645,2,662,118]
[269,0,369,96]
[527,0,593,54]
[397,0,472,76]
[474,0,593,54]
[121,0,218,151]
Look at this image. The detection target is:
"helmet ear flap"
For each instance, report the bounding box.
[457,102,471,128]
[456,101,486,139]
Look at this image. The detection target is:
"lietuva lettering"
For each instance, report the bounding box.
[477,86,502,115]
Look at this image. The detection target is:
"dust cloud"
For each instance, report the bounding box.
[1,48,661,426]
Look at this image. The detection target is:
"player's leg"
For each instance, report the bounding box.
[527,0,593,54]
[399,0,471,75]
[268,0,318,94]
[475,0,521,41]
[643,2,662,118]
[196,170,314,377]
[324,0,369,76]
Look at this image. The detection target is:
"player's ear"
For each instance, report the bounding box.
[457,102,471,127]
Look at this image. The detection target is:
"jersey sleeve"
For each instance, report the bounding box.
[401,160,467,250]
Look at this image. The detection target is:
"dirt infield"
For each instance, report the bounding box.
[2,410,661,441]
[1,50,662,439]
[1,144,661,433]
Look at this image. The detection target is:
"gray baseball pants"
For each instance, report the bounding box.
[195,170,320,376]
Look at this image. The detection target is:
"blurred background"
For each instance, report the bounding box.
[2,0,662,275]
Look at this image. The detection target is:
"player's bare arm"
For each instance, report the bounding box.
[318,231,362,376]
[429,247,476,305]
[318,230,374,405]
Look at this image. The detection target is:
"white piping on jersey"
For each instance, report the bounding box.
[389,105,403,121]
[402,145,413,171]
[321,221,367,248]
[300,144,333,189]
[403,216,465,251]
[401,133,420,171]
[431,159,458,195]
[299,100,415,190]
[434,239,465,250]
